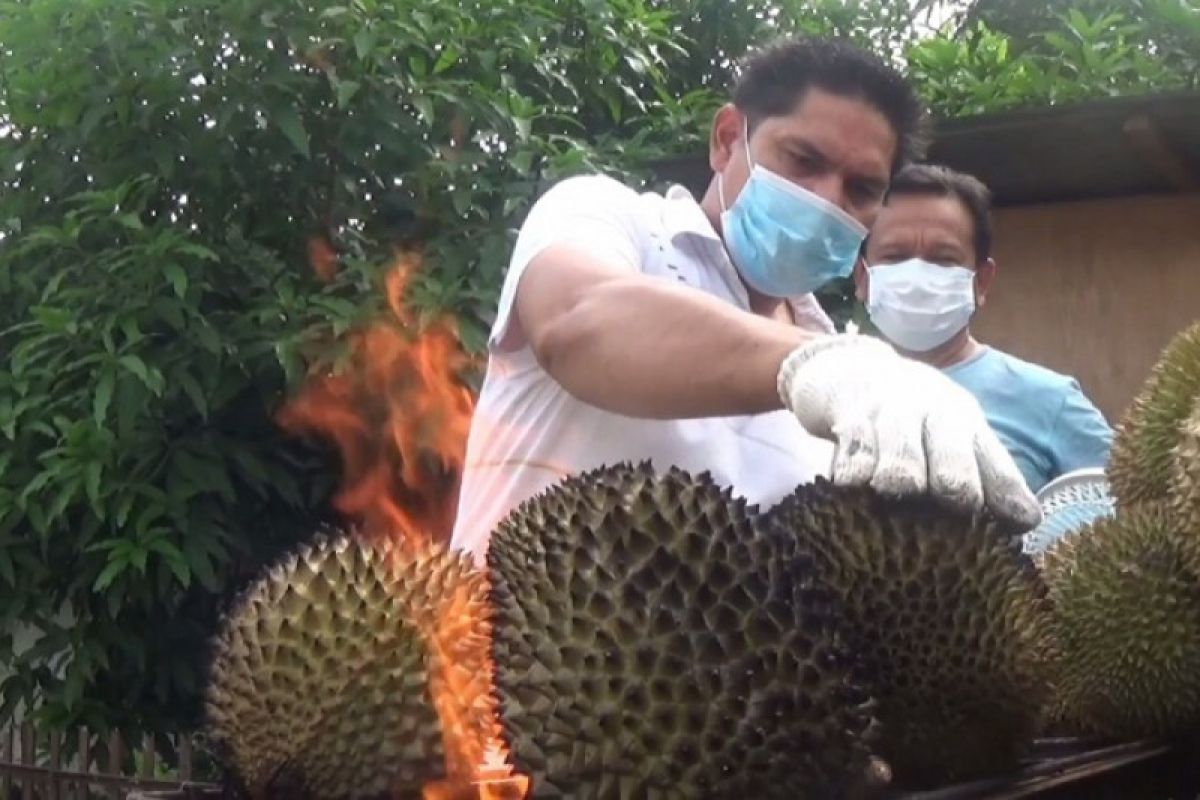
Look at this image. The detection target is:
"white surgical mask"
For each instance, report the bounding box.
[866,257,976,352]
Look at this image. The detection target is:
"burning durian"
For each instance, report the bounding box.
[762,479,1051,789]
[1108,320,1200,508]
[1039,503,1200,739]
[204,532,494,799]
[488,462,886,800]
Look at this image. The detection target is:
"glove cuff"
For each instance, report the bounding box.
[776,333,891,411]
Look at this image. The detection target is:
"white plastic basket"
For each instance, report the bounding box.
[1023,467,1115,554]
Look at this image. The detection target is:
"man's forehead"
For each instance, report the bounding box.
[757,96,894,178]
[869,196,974,243]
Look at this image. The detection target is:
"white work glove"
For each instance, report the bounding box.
[777,334,1043,530]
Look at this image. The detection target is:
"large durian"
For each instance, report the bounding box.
[1039,503,1200,739]
[1108,321,1200,508]
[488,462,886,799]
[762,479,1052,789]
[204,532,495,799]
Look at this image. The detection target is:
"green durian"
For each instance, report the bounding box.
[488,462,887,800]
[1039,503,1200,740]
[204,532,495,799]
[763,479,1052,789]
[1108,321,1200,508]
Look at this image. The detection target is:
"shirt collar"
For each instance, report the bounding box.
[659,184,837,335]
[662,184,722,243]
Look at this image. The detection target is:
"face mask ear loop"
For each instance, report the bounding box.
[719,114,753,214]
[742,115,754,170]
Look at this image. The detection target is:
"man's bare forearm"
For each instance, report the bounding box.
[519,251,816,419]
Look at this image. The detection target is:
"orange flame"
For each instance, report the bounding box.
[419,578,529,800]
[277,249,526,797]
[277,249,475,545]
[307,234,339,283]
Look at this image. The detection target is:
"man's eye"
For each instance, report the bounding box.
[791,152,818,171]
[851,182,884,203]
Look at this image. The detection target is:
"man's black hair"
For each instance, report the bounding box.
[732,36,929,171]
[885,163,994,262]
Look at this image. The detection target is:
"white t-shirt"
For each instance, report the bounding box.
[449,173,836,565]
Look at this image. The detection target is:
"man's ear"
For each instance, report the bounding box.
[852,256,869,303]
[975,257,997,307]
[709,103,744,174]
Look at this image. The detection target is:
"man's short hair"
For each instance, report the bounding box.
[884,163,994,263]
[732,36,929,171]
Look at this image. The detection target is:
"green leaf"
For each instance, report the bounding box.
[433,47,460,74]
[116,213,143,231]
[176,369,208,419]
[30,306,76,332]
[148,538,190,588]
[178,242,219,261]
[354,28,373,60]
[118,355,162,396]
[92,558,127,592]
[93,368,115,425]
[273,104,310,158]
[335,79,361,109]
[182,536,219,591]
[408,53,428,78]
[84,461,104,516]
[413,95,433,124]
[164,263,188,298]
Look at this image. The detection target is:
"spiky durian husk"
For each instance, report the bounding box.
[1170,397,1200,540]
[488,462,886,800]
[1039,503,1200,739]
[1108,321,1200,508]
[204,533,494,800]
[762,479,1052,789]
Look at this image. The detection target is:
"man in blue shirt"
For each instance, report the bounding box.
[852,163,1113,492]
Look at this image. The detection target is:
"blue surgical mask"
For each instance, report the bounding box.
[719,124,868,298]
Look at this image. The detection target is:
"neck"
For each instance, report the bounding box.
[899,328,980,369]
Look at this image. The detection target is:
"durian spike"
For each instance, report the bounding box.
[1169,395,1200,542]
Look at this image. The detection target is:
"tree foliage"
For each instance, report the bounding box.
[0,0,1196,746]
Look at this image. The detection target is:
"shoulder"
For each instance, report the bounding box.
[982,347,1078,392]
[528,173,662,219]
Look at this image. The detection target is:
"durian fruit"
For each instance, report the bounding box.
[488,462,887,800]
[204,532,495,799]
[762,479,1052,789]
[1039,502,1200,739]
[1108,321,1200,508]
[1170,396,1200,538]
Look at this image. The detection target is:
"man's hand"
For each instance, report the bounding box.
[777,334,1043,530]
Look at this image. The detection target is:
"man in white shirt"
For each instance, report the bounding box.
[451,36,1042,566]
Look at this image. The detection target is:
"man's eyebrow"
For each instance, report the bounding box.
[778,136,829,162]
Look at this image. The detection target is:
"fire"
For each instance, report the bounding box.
[307,234,338,283]
[277,249,476,545]
[419,578,529,800]
[278,249,528,797]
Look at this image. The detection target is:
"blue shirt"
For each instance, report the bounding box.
[942,347,1113,493]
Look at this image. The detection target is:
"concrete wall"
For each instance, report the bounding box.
[973,192,1200,424]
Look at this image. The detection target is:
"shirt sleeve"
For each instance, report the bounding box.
[489,173,645,352]
[1049,380,1115,475]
